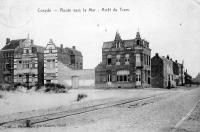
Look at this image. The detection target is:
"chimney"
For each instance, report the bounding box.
[166,55,169,60]
[175,60,177,63]
[155,53,159,56]
[6,38,10,44]
[31,40,34,44]
[72,46,76,50]
[60,44,63,52]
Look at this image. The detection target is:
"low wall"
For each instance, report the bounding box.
[58,62,95,88]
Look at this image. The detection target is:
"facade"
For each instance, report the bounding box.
[44,39,58,84]
[184,70,192,86]
[151,53,176,88]
[14,36,44,87]
[173,60,185,86]
[0,38,26,85]
[44,39,86,87]
[95,32,151,88]
[193,73,200,84]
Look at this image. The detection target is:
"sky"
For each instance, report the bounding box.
[0,0,200,77]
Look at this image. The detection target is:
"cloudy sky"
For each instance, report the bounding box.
[0,0,200,77]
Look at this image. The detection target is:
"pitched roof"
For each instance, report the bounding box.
[56,46,82,56]
[1,39,26,50]
[102,41,113,49]
[67,47,82,56]
[123,39,134,47]
[32,45,45,53]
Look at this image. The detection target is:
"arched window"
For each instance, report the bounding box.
[116,55,121,65]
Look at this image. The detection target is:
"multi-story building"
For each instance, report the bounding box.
[14,36,44,87]
[44,39,58,84]
[173,60,185,86]
[95,31,151,88]
[151,53,176,88]
[44,39,83,84]
[0,38,26,85]
[184,70,192,86]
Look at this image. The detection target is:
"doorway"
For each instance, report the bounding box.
[72,76,79,89]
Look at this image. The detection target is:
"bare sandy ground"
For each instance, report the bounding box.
[1,87,200,132]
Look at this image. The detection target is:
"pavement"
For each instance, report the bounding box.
[173,99,200,132]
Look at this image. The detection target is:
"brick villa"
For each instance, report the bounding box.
[95,32,151,88]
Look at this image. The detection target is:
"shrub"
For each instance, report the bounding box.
[44,83,66,93]
[35,83,44,91]
[77,93,87,101]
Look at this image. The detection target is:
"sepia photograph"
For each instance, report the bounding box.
[0,0,200,131]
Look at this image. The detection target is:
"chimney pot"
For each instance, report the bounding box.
[72,46,76,49]
[155,53,159,56]
[61,44,63,49]
[166,55,169,60]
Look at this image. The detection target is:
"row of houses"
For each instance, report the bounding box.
[95,32,189,88]
[0,32,191,89]
[0,35,94,88]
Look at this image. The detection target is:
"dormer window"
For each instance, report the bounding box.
[116,42,121,48]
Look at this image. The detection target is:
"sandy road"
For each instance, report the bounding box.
[1,87,200,132]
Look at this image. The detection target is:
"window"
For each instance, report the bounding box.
[148,77,151,84]
[116,42,120,48]
[49,47,53,53]
[47,59,55,69]
[17,61,22,69]
[136,54,141,66]
[137,40,140,45]
[107,74,111,82]
[23,60,29,68]
[136,74,141,81]
[125,54,130,65]
[107,55,112,65]
[107,58,111,65]
[116,70,130,82]
[5,63,10,70]
[32,61,35,68]
[46,80,51,83]
[116,55,120,65]
[32,74,35,82]
[18,74,23,82]
[70,55,75,64]
[26,49,29,53]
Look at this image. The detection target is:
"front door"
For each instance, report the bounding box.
[136,70,141,86]
[26,74,29,87]
[72,76,79,89]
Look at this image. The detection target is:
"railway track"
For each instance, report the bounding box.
[0,93,168,128]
